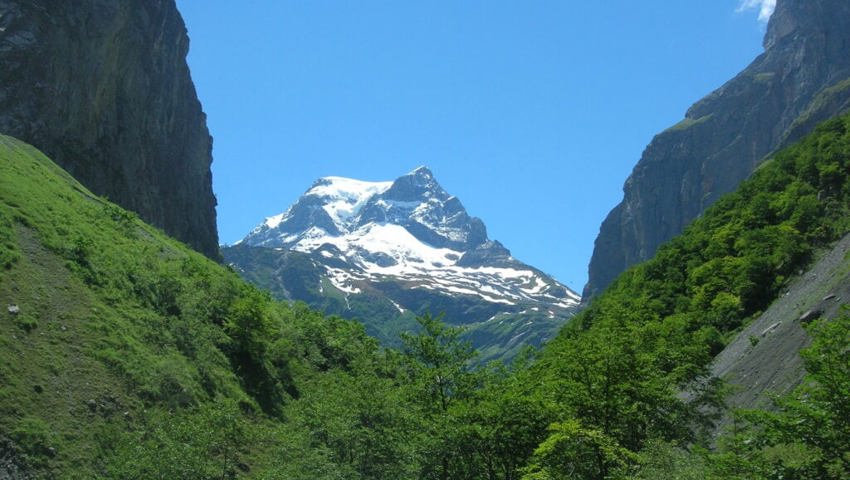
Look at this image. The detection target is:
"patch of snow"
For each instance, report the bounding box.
[389,299,406,313]
[308,176,393,227]
[264,211,289,229]
[325,267,362,294]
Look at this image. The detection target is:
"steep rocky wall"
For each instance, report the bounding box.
[585,0,850,299]
[0,0,218,258]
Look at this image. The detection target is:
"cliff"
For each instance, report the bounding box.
[585,0,850,299]
[0,0,218,258]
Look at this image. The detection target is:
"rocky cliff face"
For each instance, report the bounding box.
[0,0,218,258]
[585,0,850,299]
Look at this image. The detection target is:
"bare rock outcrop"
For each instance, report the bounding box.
[0,0,218,258]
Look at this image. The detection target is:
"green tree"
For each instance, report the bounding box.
[520,419,636,480]
[103,401,251,480]
[401,312,478,413]
[223,285,282,414]
[401,313,480,480]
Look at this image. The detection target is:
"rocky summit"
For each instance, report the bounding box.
[585,0,850,300]
[0,0,218,258]
[224,167,580,362]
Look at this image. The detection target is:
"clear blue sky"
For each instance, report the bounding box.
[176,0,772,292]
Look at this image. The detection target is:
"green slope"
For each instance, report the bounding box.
[516,114,850,478]
[0,134,259,476]
[0,135,416,478]
[0,133,550,479]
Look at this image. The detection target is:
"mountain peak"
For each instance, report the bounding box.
[765,0,849,50]
[381,166,448,204]
[241,168,489,251]
[227,167,580,362]
[408,165,433,176]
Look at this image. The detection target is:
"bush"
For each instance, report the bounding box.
[11,417,56,469]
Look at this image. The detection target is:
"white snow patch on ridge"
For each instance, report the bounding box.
[264,212,288,230]
[308,176,393,226]
[291,221,580,309]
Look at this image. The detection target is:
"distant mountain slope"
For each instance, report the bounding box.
[224,167,580,362]
[585,0,850,299]
[0,0,218,258]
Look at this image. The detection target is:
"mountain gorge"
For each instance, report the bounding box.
[224,167,580,362]
[0,0,218,258]
[4,111,850,479]
[2,0,850,478]
[585,0,850,299]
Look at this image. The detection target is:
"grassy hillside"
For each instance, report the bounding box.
[0,135,427,478]
[0,134,559,479]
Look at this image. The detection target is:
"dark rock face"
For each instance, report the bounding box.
[358,167,488,251]
[0,0,219,258]
[456,240,513,268]
[278,193,344,237]
[585,0,850,299]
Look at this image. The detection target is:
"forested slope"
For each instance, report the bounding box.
[525,113,850,478]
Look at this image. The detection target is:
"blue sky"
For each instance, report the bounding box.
[177,0,773,292]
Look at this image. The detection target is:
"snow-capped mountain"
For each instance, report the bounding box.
[225,166,580,362]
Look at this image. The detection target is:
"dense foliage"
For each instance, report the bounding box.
[2,112,850,479]
[518,112,850,478]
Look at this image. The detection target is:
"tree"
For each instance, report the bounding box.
[400,313,478,414]
[400,313,480,480]
[520,419,636,480]
[103,401,251,480]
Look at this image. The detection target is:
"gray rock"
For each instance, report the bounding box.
[761,322,781,337]
[701,232,850,437]
[0,438,32,479]
[798,308,823,324]
[0,0,219,259]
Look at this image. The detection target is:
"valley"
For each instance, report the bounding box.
[1,0,849,479]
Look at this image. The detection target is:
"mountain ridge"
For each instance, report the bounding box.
[225,166,579,362]
[585,0,850,299]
